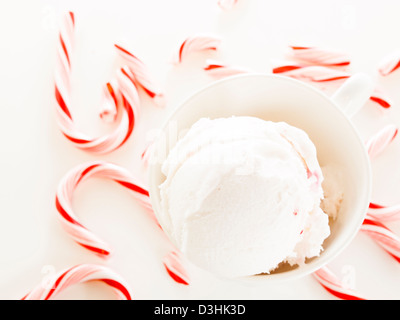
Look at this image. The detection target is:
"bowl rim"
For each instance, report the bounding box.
[148,72,372,282]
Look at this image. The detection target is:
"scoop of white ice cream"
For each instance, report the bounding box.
[159,116,330,277]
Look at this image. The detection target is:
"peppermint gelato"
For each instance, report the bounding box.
[159,116,332,277]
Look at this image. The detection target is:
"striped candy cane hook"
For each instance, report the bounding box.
[56,161,153,257]
[56,161,190,285]
[55,12,139,154]
[99,80,119,123]
[22,264,132,300]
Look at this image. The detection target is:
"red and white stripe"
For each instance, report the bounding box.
[288,46,351,67]
[56,161,153,257]
[55,12,139,154]
[313,266,366,300]
[378,50,400,76]
[115,44,165,107]
[218,0,239,10]
[22,264,132,300]
[361,215,400,263]
[368,203,400,222]
[365,124,398,159]
[204,59,249,79]
[162,251,190,285]
[272,61,392,109]
[173,35,221,64]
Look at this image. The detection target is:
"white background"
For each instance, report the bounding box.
[0,0,400,299]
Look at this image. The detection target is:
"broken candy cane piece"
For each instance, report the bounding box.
[272,62,351,82]
[368,203,400,223]
[313,266,366,300]
[378,49,400,76]
[288,46,351,67]
[162,251,190,285]
[365,124,398,159]
[369,89,393,109]
[204,59,250,79]
[173,35,221,64]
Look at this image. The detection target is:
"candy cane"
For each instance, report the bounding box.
[369,89,393,109]
[115,44,165,107]
[365,124,398,159]
[218,0,239,10]
[56,161,190,284]
[272,62,351,82]
[204,59,249,79]
[173,35,221,64]
[282,48,391,108]
[272,61,392,108]
[22,264,132,300]
[288,46,351,67]
[285,46,398,91]
[55,12,139,154]
[162,251,190,285]
[98,80,119,123]
[368,203,400,222]
[361,215,400,263]
[56,161,154,257]
[378,49,400,76]
[313,266,366,300]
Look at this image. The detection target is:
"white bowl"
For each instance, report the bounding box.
[148,73,372,282]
